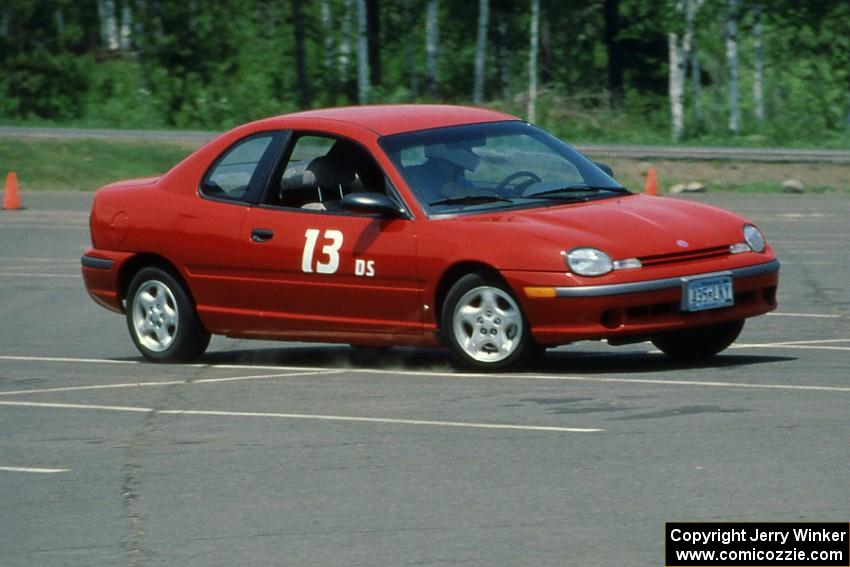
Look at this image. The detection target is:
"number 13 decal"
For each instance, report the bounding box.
[302,229,343,274]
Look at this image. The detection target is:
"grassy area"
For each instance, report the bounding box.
[0,137,847,194]
[0,138,195,192]
[605,158,849,195]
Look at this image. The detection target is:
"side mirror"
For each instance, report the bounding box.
[339,193,405,217]
[594,161,614,177]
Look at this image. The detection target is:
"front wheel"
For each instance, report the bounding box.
[126,267,210,362]
[440,273,537,371]
[651,320,744,360]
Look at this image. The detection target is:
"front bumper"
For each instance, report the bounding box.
[506,258,780,346]
[552,259,778,298]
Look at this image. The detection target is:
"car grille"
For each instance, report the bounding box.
[638,245,731,267]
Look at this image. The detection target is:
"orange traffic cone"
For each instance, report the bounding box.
[3,172,22,210]
[644,167,659,196]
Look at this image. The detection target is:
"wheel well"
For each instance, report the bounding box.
[118,254,194,307]
[433,262,506,324]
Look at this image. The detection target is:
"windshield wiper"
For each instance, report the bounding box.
[428,194,514,207]
[525,185,630,199]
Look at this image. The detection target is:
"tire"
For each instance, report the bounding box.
[651,320,744,360]
[125,267,210,362]
[440,273,537,371]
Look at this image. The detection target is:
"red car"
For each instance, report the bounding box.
[82,105,779,370]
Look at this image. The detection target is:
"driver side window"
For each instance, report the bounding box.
[469,134,582,188]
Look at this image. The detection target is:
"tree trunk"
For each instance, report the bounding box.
[668,0,701,141]
[473,0,489,103]
[357,0,370,104]
[322,0,336,99]
[293,0,310,108]
[603,0,623,107]
[498,18,510,100]
[425,0,439,96]
[753,0,765,126]
[259,0,276,38]
[366,0,381,87]
[528,0,539,122]
[119,1,132,51]
[725,0,740,134]
[339,0,353,86]
[668,31,685,141]
[188,0,198,32]
[97,0,119,50]
[690,37,702,130]
[54,6,65,35]
[403,0,418,96]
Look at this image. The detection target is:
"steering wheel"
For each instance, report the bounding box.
[495,170,542,195]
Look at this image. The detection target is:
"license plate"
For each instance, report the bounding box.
[681,274,734,312]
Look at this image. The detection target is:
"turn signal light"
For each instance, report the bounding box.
[524,287,557,299]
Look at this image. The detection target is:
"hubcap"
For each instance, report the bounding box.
[452,286,523,363]
[131,280,179,352]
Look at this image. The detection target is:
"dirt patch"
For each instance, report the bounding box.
[603,159,850,193]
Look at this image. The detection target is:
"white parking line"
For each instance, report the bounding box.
[769,240,844,245]
[0,355,140,365]
[0,258,78,263]
[0,381,185,396]
[734,338,850,346]
[0,224,85,230]
[730,338,850,352]
[1,354,849,393]
[0,400,601,433]
[732,344,850,352]
[361,369,850,392]
[0,466,69,474]
[0,273,80,279]
[0,370,342,397]
[0,354,331,372]
[0,266,76,271]
[767,312,842,319]
[193,370,344,384]
[779,261,842,266]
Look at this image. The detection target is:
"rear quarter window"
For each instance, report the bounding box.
[202,134,275,201]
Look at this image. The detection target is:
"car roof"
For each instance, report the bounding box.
[254,104,519,137]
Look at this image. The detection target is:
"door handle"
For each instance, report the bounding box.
[251,228,274,242]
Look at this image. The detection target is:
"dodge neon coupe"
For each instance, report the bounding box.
[81,105,779,370]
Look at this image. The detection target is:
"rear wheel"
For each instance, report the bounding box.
[441,273,537,370]
[126,267,210,362]
[651,320,744,360]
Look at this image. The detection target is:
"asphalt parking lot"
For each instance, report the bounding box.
[1,191,848,566]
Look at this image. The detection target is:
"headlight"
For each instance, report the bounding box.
[566,247,613,276]
[743,224,766,253]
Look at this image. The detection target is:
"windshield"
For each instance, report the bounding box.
[379,121,628,215]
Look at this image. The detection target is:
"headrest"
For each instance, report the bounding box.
[306,155,356,187]
[424,143,480,171]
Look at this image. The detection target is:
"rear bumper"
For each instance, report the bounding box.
[506,259,780,346]
[81,256,114,270]
[81,249,135,313]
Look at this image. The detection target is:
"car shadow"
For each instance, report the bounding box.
[126,344,796,375]
[525,350,795,375]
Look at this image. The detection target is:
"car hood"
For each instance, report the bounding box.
[435,194,755,270]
